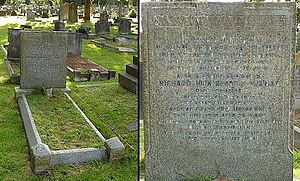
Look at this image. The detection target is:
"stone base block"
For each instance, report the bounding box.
[31,144,51,175]
[15,87,71,97]
[105,137,125,162]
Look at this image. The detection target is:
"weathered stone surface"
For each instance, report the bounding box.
[67,32,82,55]
[50,148,107,165]
[31,143,51,175]
[60,3,69,21]
[100,11,109,20]
[26,11,35,20]
[7,28,22,60]
[142,2,296,180]
[105,137,125,162]
[20,31,67,89]
[118,19,131,34]
[53,20,66,31]
[113,36,130,44]
[95,19,110,34]
[68,2,78,23]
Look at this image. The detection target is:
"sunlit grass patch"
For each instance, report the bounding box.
[26,92,104,150]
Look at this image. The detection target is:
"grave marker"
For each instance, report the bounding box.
[142,2,296,180]
[20,31,67,89]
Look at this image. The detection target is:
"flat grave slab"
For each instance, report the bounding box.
[67,53,115,81]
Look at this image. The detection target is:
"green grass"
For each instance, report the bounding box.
[0,21,137,180]
[26,92,104,150]
[69,84,138,150]
[82,40,136,75]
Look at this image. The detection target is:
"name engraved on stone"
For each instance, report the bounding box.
[20,31,68,89]
[142,2,295,180]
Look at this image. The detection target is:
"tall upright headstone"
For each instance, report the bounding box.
[141,2,296,180]
[60,3,69,21]
[67,32,82,55]
[20,31,67,89]
[7,28,22,61]
[68,2,78,23]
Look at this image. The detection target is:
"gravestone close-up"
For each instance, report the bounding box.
[20,31,68,89]
[142,2,296,181]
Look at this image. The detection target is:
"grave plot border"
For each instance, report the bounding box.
[91,39,136,53]
[1,45,20,83]
[67,66,115,82]
[15,88,125,175]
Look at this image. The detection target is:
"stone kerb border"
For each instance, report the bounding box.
[15,88,125,175]
[91,39,136,53]
[67,66,115,82]
[1,45,19,83]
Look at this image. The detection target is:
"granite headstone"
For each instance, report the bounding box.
[118,19,131,34]
[20,31,67,89]
[67,32,82,55]
[142,2,296,181]
[68,2,78,23]
[7,28,22,60]
[95,19,110,34]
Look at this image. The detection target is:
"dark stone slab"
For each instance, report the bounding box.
[95,19,110,34]
[67,32,82,55]
[7,28,22,61]
[126,64,138,78]
[118,19,131,35]
[141,2,296,180]
[53,20,66,31]
[118,73,137,93]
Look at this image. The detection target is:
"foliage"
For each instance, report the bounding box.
[0,0,5,6]
[298,8,300,24]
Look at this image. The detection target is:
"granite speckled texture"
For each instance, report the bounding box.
[20,31,67,89]
[141,2,296,181]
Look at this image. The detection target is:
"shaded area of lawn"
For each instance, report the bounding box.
[0,23,138,180]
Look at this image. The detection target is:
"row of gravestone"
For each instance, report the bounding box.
[95,19,131,34]
[52,19,132,35]
[59,2,78,23]
[0,5,60,17]
[7,28,82,62]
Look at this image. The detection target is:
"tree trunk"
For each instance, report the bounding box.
[84,0,91,21]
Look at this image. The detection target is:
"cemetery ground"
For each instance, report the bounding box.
[0,21,137,180]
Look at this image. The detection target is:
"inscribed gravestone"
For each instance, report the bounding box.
[95,19,110,34]
[53,20,66,31]
[67,32,82,55]
[7,28,22,60]
[68,2,78,23]
[118,19,131,34]
[142,2,296,181]
[60,3,69,21]
[20,31,67,89]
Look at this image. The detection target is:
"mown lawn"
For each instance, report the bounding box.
[26,92,104,150]
[0,21,137,180]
